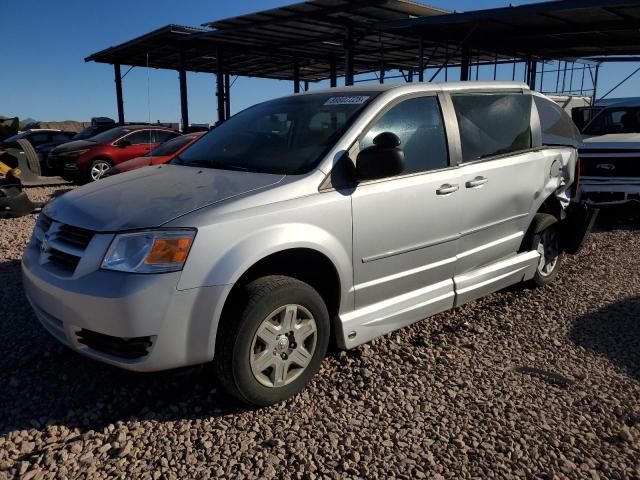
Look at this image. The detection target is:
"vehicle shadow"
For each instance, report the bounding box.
[569,296,640,380]
[593,204,640,232]
[0,259,248,437]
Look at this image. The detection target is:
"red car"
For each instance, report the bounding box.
[48,125,181,182]
[106,131,205,176]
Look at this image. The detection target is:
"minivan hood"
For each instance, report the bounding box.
[44,165,284,231]
[52,139,96,154]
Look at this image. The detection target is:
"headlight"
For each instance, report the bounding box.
[101,230,196,273]
[67,149,89,157]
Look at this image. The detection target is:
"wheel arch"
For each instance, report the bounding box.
[216,247,344,353]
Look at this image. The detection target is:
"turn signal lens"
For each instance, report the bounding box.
[145,237,193,265]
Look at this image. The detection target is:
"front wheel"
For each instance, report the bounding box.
[216,275,330,406]
[88,159,111,182]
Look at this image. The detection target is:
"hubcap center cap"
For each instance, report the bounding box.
[274,335,289,353]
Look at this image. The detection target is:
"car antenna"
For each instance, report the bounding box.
[147,52,152,145]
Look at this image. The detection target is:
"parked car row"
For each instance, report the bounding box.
[48,125,183,181]
[1,118,203,182]
[22,82,596,406]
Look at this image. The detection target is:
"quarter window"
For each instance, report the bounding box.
[360,96,449,174]
[122,130,154,145]
[28,133,50,145]
[154,130,180,143]
[533,95,581,147]
[452,93,532,162]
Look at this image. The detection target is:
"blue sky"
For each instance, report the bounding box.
[2,0,639,124]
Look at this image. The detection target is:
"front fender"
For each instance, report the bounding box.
[178,222,353,309]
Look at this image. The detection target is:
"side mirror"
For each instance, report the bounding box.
[356,132,405,181]
[117,139,131,148]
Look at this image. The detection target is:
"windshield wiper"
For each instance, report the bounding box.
[172,157,252,172]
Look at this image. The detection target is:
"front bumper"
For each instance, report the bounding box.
[22,239,231,372]
[580,177,640,205]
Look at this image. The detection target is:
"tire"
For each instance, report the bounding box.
[88,158,111,182]
[216,275,330,406]
[16,139,41,176]
[525,214,561,288]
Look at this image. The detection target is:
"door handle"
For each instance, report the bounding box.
[465,176,488,188]
[436,183,459,195]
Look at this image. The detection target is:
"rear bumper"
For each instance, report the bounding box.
[22,242,231,372]
[580,177,640,205]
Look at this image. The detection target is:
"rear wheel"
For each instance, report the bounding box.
[526,214,561,287]
[216,275,330,406]
[88,159,111,182]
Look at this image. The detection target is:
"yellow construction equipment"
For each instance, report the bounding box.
[0,150,36,218]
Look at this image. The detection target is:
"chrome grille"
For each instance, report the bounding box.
[36,213,53,232]
[56,224,94,249]
[34,214,95,276]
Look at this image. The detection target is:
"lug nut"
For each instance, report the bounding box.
[281,353,288,360]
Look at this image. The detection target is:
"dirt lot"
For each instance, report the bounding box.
[1,187,639,479]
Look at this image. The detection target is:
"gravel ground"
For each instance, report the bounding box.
[1,187,639,479]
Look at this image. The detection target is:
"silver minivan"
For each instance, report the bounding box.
[22,82,591,405]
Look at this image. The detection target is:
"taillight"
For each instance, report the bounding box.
[572,156,581,199]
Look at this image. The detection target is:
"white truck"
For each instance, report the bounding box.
[579,101,640,205]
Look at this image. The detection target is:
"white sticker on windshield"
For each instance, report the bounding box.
[324,96,370,106]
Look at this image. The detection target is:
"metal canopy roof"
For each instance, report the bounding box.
[85,24,211,72]
[383,0,640,59]
[86,0,460,81]
[85,0,640,82]
[189,0,452,81]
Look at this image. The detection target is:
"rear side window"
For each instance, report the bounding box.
[154,130,180,143]
[360,96,449,174]
[452,93,532,162]
[28,133,50,145]
[124,130,154,145]
[533,95,581,147]
[52,133,72,143]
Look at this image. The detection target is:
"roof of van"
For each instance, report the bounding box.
[298,81,531,96]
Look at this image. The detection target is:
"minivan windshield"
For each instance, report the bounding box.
[173,92,378,174]
[582,106,640,135]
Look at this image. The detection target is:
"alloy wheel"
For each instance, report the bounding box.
[90,161,110,181]
[249,304,317,388]
[536,228,559,277]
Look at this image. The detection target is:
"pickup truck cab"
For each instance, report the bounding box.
[580,102,640,205]
[23,82,591,405]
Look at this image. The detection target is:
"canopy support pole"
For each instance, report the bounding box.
[293,58,300,93]
[216,47,225,124]
[224,73,231,119]
[329,55,337,88]
[114,64,125,125]
[178,50,189,133]
[418,38,425,82]
[344,25,354,86]
[460,47,471,81]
